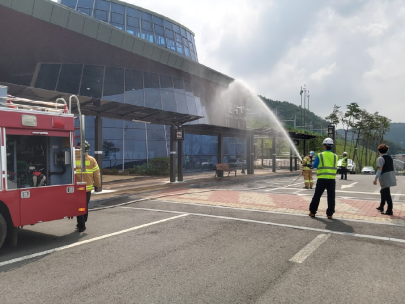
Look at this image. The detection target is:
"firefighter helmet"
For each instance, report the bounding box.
[77,140,90,151]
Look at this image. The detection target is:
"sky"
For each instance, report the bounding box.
[56,0,405,123]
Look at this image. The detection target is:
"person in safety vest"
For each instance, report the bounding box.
[302,151,315,189]
[340,152,348,180]
[309,138,337,219]
[75,140,101,232]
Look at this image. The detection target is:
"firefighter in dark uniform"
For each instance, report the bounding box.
[75,141,101,232]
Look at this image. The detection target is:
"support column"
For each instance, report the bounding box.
[251,135,255,175]
[95,115,103,191]
[261,138,264,167]
[218,133,223,164]
[246,136,251,174]
[290,144,293,172]
[170,125,176,183]
[177,137,183,182]
[272,133,277,172]
[294,156,298,171]
[303,140,307,158]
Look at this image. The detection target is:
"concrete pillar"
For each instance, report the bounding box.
[170,125,176,183]
[95,115,103,191]
[261,138,264,167]
[246,136,251,174]
[294,156,298,171]
[251,135,255,175]
[177,137,183,182]
[218,133,223,164]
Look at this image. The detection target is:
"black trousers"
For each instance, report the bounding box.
[379,187,393,213]
[309,179,336,216]
[340,167,347,180]
[77,192,92,227]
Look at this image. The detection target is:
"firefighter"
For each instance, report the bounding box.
[309,138,337,219]
[302,151,315,189]
[340,152,348,180]
[76,140,101,232]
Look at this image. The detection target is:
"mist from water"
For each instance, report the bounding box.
[218,80,303,162]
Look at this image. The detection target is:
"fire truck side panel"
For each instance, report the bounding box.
[19,185,81,226]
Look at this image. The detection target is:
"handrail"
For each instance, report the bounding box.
[69,95,86,176]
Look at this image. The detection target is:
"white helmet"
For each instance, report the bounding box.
[343,151,347,155]
[322,138,334,145]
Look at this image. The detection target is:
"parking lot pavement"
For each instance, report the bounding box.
[1,199,405,303]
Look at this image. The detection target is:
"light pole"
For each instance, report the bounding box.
[307,91,310,131]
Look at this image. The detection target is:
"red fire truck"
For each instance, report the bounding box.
[0,89,88,248]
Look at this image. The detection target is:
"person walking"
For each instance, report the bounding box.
[374,144,396,215]
[340,152,348,180]
[309,138,337,219]
[76,140,101,232]
[302,151,315,189]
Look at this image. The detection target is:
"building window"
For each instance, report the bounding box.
[61,0,77,9]
[94,0,109,22]
[77,0,94,16]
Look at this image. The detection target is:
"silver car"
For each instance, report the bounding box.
[361,166,375,174]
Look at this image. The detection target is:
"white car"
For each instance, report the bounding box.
[361,166,375,174]
[337,159,357,174]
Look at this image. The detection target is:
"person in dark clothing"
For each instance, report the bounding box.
[340,152,348,180]
[309,138,338,219]
[374,144,396,215]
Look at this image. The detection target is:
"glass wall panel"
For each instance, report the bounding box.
[159,74,173,90]
[173,77,185,94]
[176,41,183,54]
[165,29,174,39]
[110,3,124,29]
[56,64,82,94]
[181,28,187,37]
[161,90,177,112]
[183,80,193,96]
[141,11,152,22]
[141,30,154,43]
[153,16,163,26]
[61,0,77,9]
[155,24,166,47]
[164,20,173,30]
[174,93,188,114]
[77,0,94,16]
[173,24,180,34]
[186,96,197,115]
[94,0,109,22]
[124,120,147,168]
[144,89,162,109]
[103,67,124,102]
[127,26,140,37]
[166,38,176,51]
[103,118,123,169]
[74,116,95,157]
[223,137,247,164]
[125,69,144,106]
[195,97,203,116]
[127,7,139,17]
[79,65,104,98]
[35,64,61,91]
[147,124,167,158]
[184,47,190,58]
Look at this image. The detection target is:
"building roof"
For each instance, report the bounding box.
[0,0,234,87]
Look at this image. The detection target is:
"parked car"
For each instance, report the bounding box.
[337,159,357,174]
[361,166,375,174]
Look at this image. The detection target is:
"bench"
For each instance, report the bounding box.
[215,163,237,177]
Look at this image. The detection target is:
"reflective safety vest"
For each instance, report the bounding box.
[341,157,347,167]
[76,152,101,192]
[317,152,337,179]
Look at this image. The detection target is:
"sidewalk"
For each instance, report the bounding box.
[91,170,405,225]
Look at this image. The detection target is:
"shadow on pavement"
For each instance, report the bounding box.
[0,229,87,273]
[313,217,355,234]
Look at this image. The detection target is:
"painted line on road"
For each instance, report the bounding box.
[120,206,405,244]
[289,234,331,263]
[0,214,188,268]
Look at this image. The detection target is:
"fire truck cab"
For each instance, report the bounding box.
[0,85,88,248]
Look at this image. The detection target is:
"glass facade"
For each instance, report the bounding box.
[60,0,198,62]
[38,63,213,169]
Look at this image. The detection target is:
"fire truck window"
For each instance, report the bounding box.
[6,135,73,189]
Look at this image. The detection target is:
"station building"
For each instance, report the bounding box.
[0,0,250,173]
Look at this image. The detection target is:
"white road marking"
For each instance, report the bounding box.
[394,190,402,202]
[92,189,117,195]
[289,234,331,263]
[120,207,405,243]
[0,214,188,268]
[341,182,358,189]
[374,188,381,194]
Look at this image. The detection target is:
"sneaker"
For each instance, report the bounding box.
[381,212,393,215]
[309,212,315,217]
[376,206,384,212]
[78,226,86,232]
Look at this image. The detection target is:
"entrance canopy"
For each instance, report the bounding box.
[1,82,202,125]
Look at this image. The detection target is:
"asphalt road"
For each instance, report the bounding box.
[1,192,405,303]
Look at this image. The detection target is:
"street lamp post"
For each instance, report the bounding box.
[303,84,307,131]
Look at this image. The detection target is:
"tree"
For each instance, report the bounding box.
[325,104,341,125]
[102,140,120,167]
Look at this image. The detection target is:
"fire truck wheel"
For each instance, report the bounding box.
[0,213,7,249]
